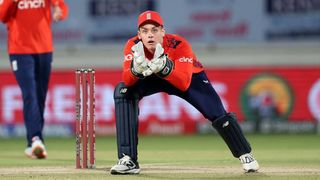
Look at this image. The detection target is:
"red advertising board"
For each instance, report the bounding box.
[0,66,319,136]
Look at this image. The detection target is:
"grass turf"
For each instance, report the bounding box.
[0,134,319,179]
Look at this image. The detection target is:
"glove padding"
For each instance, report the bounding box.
[148,43,165,73]
[131,41,152,78]
[148,43,174,78]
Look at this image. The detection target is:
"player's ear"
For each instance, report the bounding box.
[138,30,141,39]
[161,27,165,37]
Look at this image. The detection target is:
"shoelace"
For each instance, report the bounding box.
[240,155,254,164]
[117,155,136,168]
[118,156,130,164]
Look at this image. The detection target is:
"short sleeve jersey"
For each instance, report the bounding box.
[0,0,68,54]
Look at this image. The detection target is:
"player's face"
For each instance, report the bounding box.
[138,24,165,53]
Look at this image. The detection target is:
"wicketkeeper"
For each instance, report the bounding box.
[110,10,259,174]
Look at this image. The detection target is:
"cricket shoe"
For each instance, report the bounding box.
[239,153,259,173]
[24,147,36,159]
[30,136,47,159]
[110,154,140,175]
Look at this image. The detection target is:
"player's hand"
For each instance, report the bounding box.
[53,2,63,22]
[131,41,152,77]
[148,43,165,73]
[148,43,174,78]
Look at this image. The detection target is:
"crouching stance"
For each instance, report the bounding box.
[110,10,259,175]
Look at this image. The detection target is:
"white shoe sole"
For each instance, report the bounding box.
[110,168,140,175]
[243,160,259,173]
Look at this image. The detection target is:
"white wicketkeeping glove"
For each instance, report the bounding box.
[131,41,152,77]
[148,43,166,73]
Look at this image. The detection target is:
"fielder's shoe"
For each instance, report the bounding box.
[30,136,47,159]
[110,154,140,175]
[24,147,36,159]
[239,153,259,173]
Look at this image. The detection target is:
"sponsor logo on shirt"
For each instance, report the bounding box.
[124,54,133,61]
[18,0,45,10]
[178,57,193,63]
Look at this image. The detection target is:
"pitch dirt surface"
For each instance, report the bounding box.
[1,165,319,176]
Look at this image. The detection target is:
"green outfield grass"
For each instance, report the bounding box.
[0,134,319,179]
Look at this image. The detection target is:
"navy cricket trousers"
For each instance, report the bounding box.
[9,53,52,147]
[114,71,227,161]
[133,71,227,121]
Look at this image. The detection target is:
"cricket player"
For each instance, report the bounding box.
[0,0,68,159]
[110,10,259,174]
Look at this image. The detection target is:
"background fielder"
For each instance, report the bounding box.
[0,0,68,159]
[110,10,259,174]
